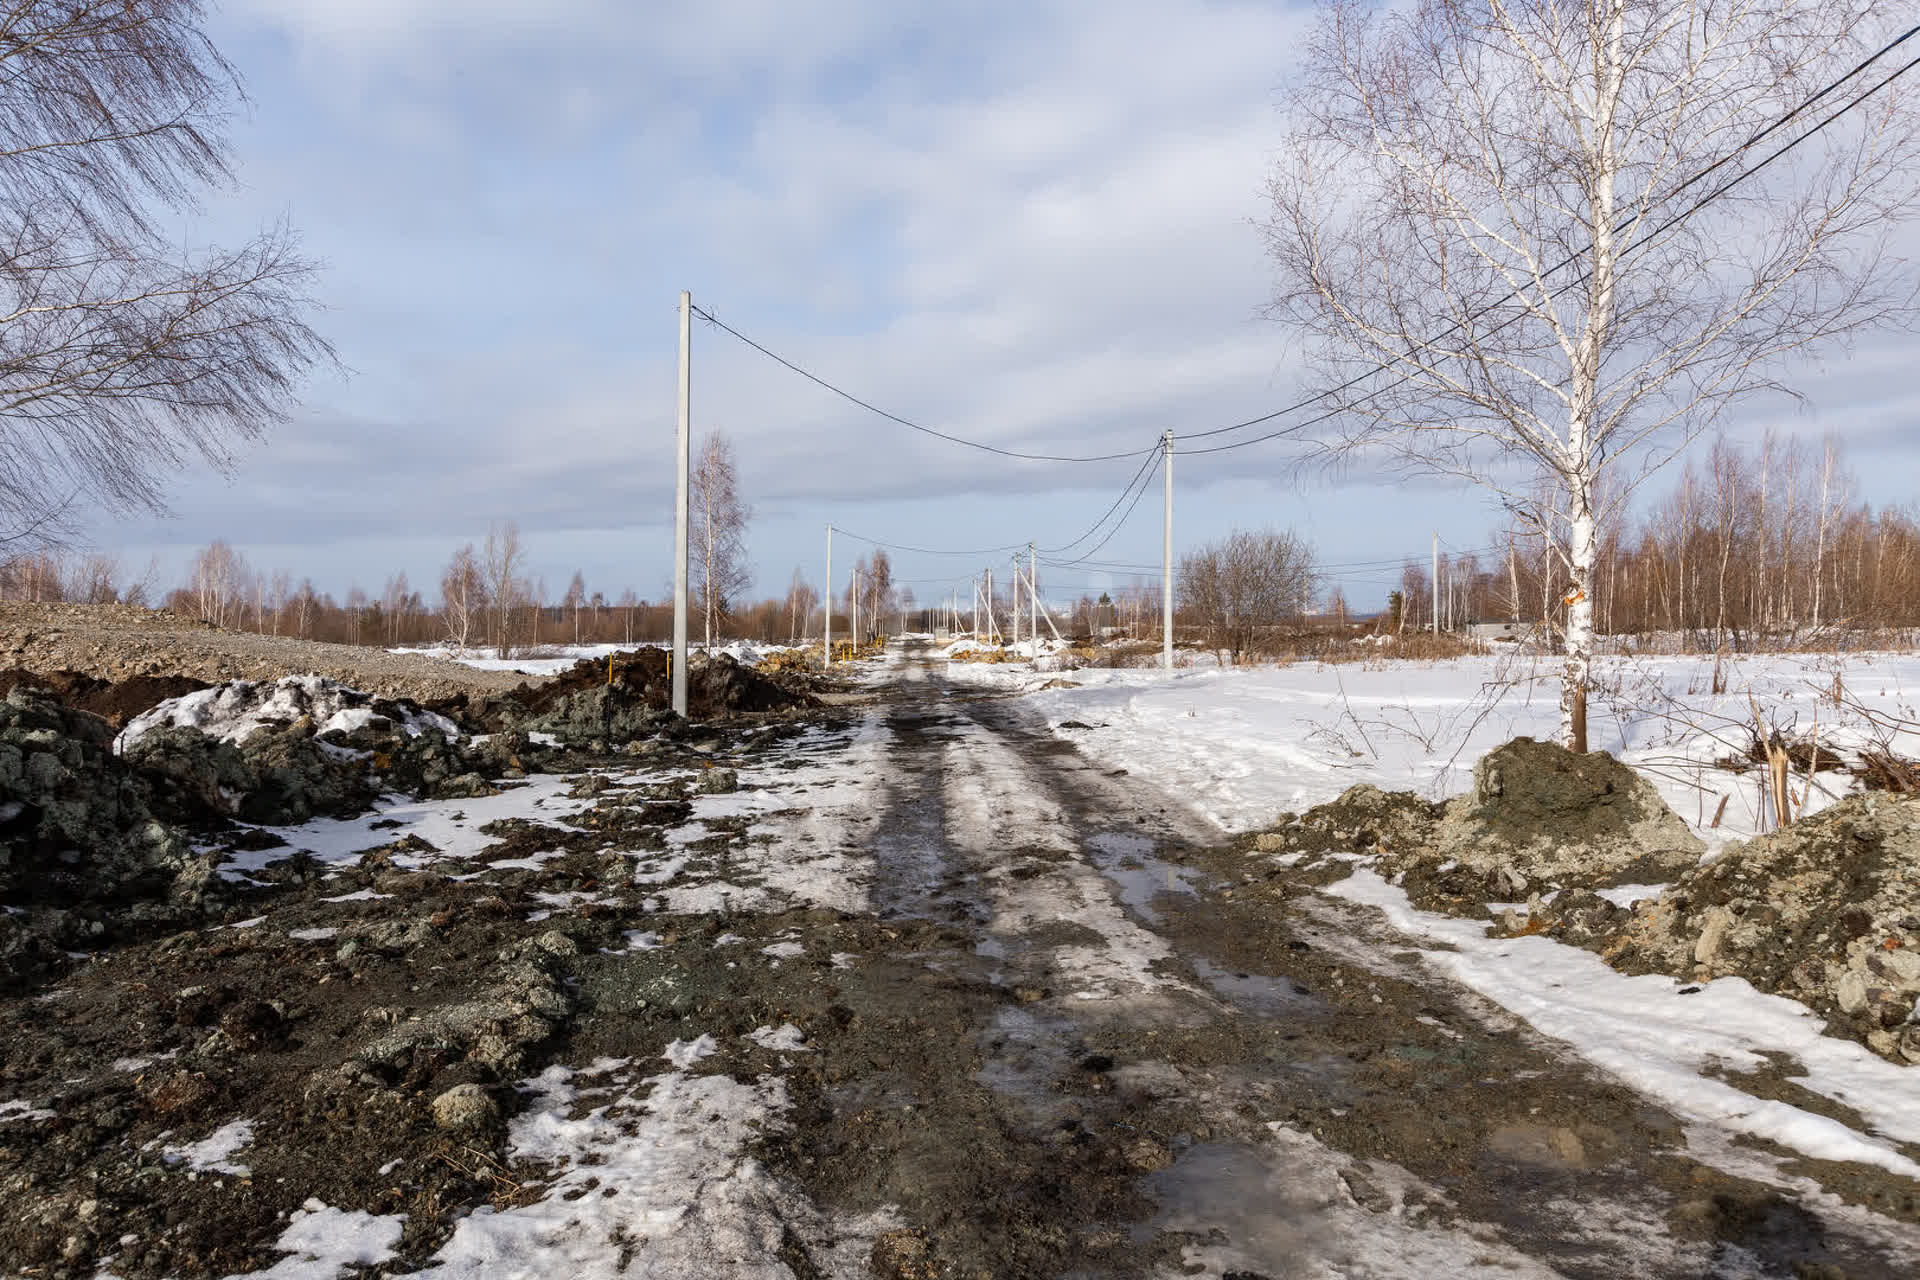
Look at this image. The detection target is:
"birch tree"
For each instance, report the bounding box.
[1,0,332,550]
[483,520,528,659]
[690,431,752,649]
[1265,0,1920,748]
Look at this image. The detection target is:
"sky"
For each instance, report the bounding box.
[70,0,1920,614]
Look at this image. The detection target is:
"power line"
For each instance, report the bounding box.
[1177,22,1920,454]
[1045,451,1165,568]
[689,304,1157,465]
[831,527,1026,558]
[1039,446,1163,555]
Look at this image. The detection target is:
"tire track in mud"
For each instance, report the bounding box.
[775,642,1920,1279]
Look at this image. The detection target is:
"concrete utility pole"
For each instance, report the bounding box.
[824,524,833,667]
[1431,530,1439,636]
[672,291,692,717]
[1162,430,1174,673]
[1007,559,1018,650]
[852,569,860,652]
[984,567,996,643]
[1029,542,1037,653]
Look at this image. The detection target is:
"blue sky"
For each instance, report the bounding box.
[79,0,1920,613]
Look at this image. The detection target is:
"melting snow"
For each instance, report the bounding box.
[222,1199,404,1279]
[164,1119,255,1176]
[746,1024,810,1053]
[117,675,457,752]
[1329,869,1920,1180]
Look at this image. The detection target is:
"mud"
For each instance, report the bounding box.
[0,668,210,728]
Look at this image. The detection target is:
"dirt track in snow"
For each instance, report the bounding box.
[4,639,1918,1278]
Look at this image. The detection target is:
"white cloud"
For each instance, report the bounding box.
[83,0,1917,605]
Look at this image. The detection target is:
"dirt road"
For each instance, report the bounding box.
[755,640,1918,1278]
[5,640,1917,1278]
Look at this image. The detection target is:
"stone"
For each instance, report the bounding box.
[1870,947,1920,991]
[1487,1123,1588,1170]
[1833,969,1869,1014]
[430,1083,500,1132]
[1693,905,1734,968]
[697,767,739,795]
[1122,1137,1172,1172]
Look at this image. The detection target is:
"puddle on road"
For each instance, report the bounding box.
[975,1004,1078,1129]
[1085,830,1200,926]
[1189,956,1323,1018]
[1134,1139,1336,1270]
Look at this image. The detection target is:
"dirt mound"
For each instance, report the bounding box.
[116,674,458,751]
[0,667,208,727]
[507,649,818,741]
[1602,794,1920,1063]
[1254,739,1702,917]
[0,689,218,989]
[1381,737,1704,912]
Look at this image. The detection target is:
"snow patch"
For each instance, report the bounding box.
[164,1119,255,1176]
[222,1198,405,1279]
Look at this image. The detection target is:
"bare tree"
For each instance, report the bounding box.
[563,570,587,645]
[690,431,753,649]
[1177,528,1317,664]
[784,568,818,645]
[1265,1,1920,748]
[381,572,411,646]
[189,539,247,627]
[290,577,317,638]
[0,0,333,550]
[482,521,528,659]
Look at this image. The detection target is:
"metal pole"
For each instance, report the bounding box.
[1162,430,1174,673]
[672,291,692,716]
[824,524,833,666]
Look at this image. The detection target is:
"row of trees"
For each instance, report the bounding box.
[1391,435,1920,644]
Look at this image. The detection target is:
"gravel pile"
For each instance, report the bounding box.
[1603,793,1920,1063]
[0,602,524,704]
[1256,737,1703,917]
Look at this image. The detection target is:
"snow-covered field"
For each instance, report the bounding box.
[945,648,1920,845]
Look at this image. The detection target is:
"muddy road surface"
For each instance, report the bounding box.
[3,640,1917,1278]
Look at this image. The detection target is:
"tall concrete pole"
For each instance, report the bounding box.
[824,524,833,666]
[672,291,692,716]
[1029,541,1038,653]
[1162,430,1174,673]
[852,569,860,651]
[1432,530,1439,636]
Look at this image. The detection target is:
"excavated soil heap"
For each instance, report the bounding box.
[1380,737,1704,911]
[1603,793,1920,1063]
[507,649,818,740]
[0,668,209,728]
[1256,738,1704,919]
